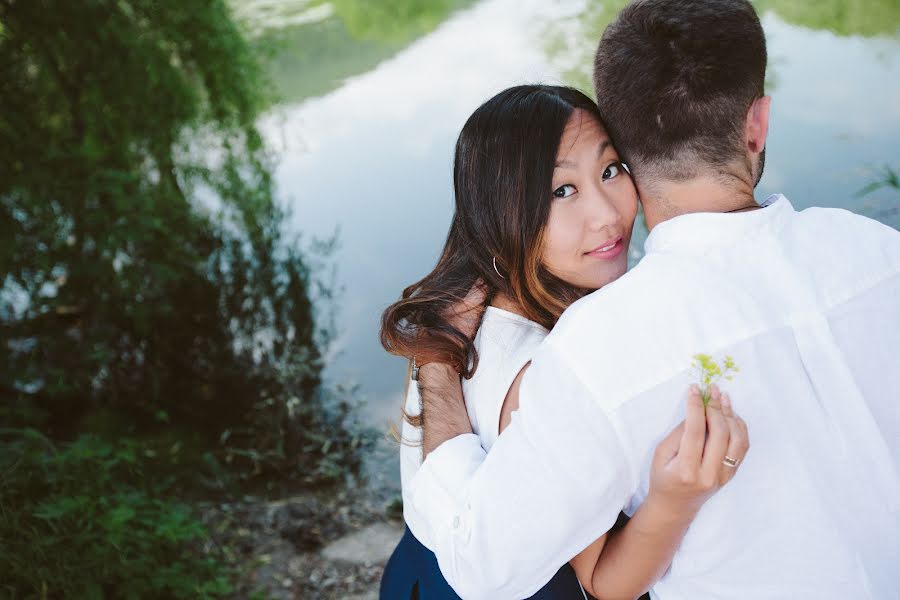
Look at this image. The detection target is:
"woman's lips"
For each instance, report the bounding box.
[585,238,625,260]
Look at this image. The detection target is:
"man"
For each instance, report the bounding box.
[403,1,900,598]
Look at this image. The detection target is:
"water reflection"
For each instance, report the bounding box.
[241,0,476,105]
[756,0,900,38]
[253,0,899,487]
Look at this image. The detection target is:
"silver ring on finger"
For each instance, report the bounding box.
[723,455,740,468]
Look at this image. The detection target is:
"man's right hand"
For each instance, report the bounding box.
[445,280,488,340]
[416,282,487,456]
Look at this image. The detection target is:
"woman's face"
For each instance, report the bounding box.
[542,109,638,290]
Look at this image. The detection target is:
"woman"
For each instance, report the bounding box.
[379,85,749,599]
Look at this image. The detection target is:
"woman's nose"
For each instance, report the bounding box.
[585,190,622,232]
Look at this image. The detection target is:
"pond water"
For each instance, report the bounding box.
[244,0,900,489]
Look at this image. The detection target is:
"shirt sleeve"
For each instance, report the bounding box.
[404,339,636,600]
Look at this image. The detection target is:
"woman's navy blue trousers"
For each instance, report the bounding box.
[380,525,586,599]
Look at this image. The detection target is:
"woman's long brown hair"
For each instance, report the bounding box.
[381,85,605,416]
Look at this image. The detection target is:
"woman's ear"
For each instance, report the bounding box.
[745,95,771,154]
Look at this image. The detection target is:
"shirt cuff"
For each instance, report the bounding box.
[405,433,486,550]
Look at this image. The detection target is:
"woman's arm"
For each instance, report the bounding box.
[500,377,748,600]
[569,493,694,600]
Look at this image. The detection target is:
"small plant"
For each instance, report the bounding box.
[691,353,739,406]
[856,165,899,197]
[0,429,233,599]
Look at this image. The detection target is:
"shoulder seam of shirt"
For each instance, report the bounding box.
[825,266,900,312]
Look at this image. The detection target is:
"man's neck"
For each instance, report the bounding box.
[641,176,759,231]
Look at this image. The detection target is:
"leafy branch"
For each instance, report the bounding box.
[856,165,899,197]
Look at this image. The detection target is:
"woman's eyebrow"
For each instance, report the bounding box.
[597,138,612,156]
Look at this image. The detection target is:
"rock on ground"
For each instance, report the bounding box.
[201,487,404,599]
[322,522,403,565]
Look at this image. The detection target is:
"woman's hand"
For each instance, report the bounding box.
[572,385,749,599]
[647,384,750,515]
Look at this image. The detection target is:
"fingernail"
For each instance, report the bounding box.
[722,393,732,409]
[690,384,700,395]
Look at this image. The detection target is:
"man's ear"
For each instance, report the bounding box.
[746,95,771,154]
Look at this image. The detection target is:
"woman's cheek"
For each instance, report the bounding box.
[544,209,578,272]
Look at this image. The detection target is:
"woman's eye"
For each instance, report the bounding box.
[553,184,577,199]
[602,162,622,181]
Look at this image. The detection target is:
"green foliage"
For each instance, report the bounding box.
[0,429,231,598]
[858,165,900,197]
[325,0,474,45]
[753,0,900,38]
[857,166,900,230]
[0,0,373,490]
[256,17,400,104]
[240,0,475,105]
[691,353,740,406]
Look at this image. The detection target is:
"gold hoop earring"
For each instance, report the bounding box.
[493,256,505,279]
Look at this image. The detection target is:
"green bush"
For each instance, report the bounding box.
[0,0,373,488]
[0,429,231,599]
[0,1,377,596]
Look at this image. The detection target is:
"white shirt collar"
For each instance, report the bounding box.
[643,194,793,255]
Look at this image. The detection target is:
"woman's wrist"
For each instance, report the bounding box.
[641,491,703,528]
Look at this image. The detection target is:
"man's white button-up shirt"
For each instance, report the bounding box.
[404,196,900,600]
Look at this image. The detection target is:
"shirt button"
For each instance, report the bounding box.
[453,516,460,529]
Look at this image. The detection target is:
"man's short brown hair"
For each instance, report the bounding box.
[593,0,766,183]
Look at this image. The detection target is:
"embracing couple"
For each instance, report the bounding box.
[379,1,900,599]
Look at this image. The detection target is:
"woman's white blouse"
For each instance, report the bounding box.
[399,307,549,498]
